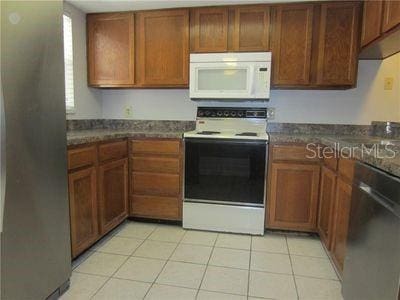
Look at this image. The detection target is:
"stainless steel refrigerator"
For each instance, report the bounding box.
[1,1,71,299]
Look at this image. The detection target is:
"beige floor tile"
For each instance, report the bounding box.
[116,222,157,239]
[170,244,212,264]
[92,278,151,300]
[250,251,292,274]
[296,276,344,300]
[197,290,247,300]
[96,236,143,255]
[252,234,288,253]
[114,257,166,282]
[74,252,127,276]
[291,255,338,280]
[209,247,250,269]
[72,250,95,270]
[215,233,251,250]
[180,230,218,246]
[201,266,249,295]
[287,235,327,258]
[145,284,197,300]
[133,240,177,259]
[148,225,186,243]
[60,272,107,300]
[249,271,298,300]
[156,261,206,289]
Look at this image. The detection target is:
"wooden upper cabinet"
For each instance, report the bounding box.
[191,7,229,52]
[232,6,270,51]
[87,13,135,87]
[361,0,384,47]
[316,2,361,86]
[268,162,320,231]
[98,158,128,235]
[272,4,314,86]
[382,0,400,32]
[136,9,189,86]
[68,167,98,258]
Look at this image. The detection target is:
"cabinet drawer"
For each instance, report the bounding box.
[338,158,355,183]
[99,140,128,162]
[68,145,97,170]
[131,195,180,220]
[132,157,180,174]
[131,139,180,156]
[272,144,319,162]
[132,173,180,197]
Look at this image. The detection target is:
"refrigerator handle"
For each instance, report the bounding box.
[0,68,5,233]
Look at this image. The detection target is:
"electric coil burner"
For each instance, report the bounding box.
[183,107,269,235]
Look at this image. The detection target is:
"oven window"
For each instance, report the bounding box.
[185,139,266,206]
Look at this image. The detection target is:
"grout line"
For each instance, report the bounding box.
[247,235,252,298]
[286,234,300,300]
[195,232,219,299]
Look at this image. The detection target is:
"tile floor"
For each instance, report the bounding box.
[61,221,343,300]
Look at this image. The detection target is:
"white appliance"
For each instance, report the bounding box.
[183,107,268,235]
[189,52,271,100]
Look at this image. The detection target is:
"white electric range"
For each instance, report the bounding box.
[183,107,269,235]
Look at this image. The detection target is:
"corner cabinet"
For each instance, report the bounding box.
[87,13,135,87]
[361,0,384,47]
[135,9,189,87]
[382,0,400,33]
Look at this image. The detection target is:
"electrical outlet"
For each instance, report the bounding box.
[267,107,276,120]
[124,105,133,119]
[384,77,394,90]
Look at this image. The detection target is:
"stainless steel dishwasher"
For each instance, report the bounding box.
[342,162,400,300]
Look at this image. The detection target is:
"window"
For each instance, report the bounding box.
[63,14,75,112]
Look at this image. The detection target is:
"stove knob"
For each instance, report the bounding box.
[224,111,229,117]
[198,111,204,117]
[217,111,223,117]
[205,110,211,116]
[230,111,236,117]
[237,111,243,117]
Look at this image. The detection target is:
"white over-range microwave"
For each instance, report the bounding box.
[189,52,271,100]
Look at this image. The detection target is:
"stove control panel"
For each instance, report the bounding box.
[197,107,267,119]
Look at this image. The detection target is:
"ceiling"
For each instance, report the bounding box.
[67,0,317,13]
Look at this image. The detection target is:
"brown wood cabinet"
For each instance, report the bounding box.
[317,165,337,249]
[267,144,320,231]
[68,167,98,258]
[361,0,384,47]
[382,0,400,33]
[316,2,361,86]
[130,139,183,220]
[331,177,352,273]
[98,158,128,235]
[87,13,135,87]
[135,9,189,86]
[272,4,314,86]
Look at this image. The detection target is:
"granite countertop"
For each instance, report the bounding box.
[269,133,400,177]
[67,129,185,146]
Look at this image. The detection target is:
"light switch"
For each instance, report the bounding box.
[384,77,394,90]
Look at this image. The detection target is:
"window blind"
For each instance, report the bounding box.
[63,14,75,112]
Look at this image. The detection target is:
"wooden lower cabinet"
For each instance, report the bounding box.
[317,166,337,249]
[68,167,98,258]
[330,177,353,273]
[130,139,182,220]
[98,158,129,235]
[268,161,320,231]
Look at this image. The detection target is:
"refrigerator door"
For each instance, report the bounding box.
[1,1,71,299]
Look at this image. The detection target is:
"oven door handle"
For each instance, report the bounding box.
[184,138,268,146]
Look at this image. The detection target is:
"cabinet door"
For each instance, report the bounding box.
[136,9,189,86]
[316,2,360,86]
[317,166,337,249]
[232,6,270,51]
[272,4,314,86]
[68,167,98,258]
[361,0,383,47]
[268,162,320,231]
[331,177,352,273]
[382,0,400,32]
[87,13,135,87]
[191,7,229,52]
[98,158,128,235]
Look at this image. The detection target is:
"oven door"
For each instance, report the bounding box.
[184,138,267,207]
